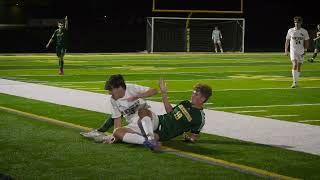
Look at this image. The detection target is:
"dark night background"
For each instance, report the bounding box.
[0,0,318,53]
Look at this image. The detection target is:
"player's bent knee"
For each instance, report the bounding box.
[138,108,151,118]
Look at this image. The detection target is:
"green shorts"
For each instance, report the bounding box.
[56,46,66,57]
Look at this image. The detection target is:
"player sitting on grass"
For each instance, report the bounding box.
[80,74,158,146]
[140,79,212,149]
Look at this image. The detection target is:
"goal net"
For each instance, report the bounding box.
[146,17,245,53]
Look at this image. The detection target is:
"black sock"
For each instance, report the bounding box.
[61,60,64,70]
[97,117,114,132]
[312,53,317,59]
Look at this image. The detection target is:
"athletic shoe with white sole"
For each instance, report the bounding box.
[291,82,297,88]
[80,129,103,138]
[143,139,163,152]
[94,134,116,144]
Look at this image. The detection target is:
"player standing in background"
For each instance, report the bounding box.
[308,24,320,63]
[212,26,223,53]
[285,16,309,88]
[46,16,68,75]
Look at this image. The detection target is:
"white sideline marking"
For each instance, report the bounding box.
[213,103,320,109]
[234,110,267,113]
[62,85,86,88]
[78,88,101,90]
[265,115,299,118]
[298,120,320,123]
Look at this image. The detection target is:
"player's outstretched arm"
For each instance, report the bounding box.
[284,39,290,55]
[46,39,52,48]
[113,117,122,129]
[127,87,158,102]
[314,36,320,41]
[304,39,309,54]
[159,78,173,113]
[64,16,68,30]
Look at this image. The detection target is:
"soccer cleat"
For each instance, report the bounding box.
[308,58,314,63]
[80,129,103,138]
[143,139,163,152]
[291,82,297,88]
[94,134,116,144]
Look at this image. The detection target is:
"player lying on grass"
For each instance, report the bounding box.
[80,74,158,146]
[92,78,212,152]
[136,79,212,150]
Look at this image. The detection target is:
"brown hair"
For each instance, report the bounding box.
[194,83,212,103]
[105,74,126,90]
[293,16,303,23]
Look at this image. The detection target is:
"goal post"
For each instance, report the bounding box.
[146,17,245,53]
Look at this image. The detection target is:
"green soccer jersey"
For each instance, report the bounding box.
[315,31,320,49]
[51,28,68,47]
[156,100,205,141]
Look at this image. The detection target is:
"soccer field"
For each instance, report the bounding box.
[1,53,320,179]
[1,53,320,125]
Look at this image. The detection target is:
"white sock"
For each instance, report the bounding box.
[122,133,145,145]
[296,71,300,82]
[215,48,217,53]
[141,117,155,140]
[220,48,223,53]
[292,70,297,83]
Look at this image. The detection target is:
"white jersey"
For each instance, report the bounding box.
[110,84,150,124]
[286,27,309,55]
[212,30,222,40]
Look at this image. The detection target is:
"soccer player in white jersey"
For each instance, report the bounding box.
[81,74,158,145]
[212,26,223,53]
[285,16,309,88]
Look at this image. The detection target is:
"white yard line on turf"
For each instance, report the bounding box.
[213,103,320,109]
[1,78,320,156]
[298,120,320,123]
[234,110,267,113]
[265,115,299,118]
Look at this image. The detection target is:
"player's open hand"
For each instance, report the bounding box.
[159,78,167,94]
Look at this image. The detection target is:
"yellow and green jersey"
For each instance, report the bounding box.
[51,28,68,47]
[156,100,205,141]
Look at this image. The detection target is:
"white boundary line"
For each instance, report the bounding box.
[212,103,320,109]
[265,115,299,118]
[298,120,320,123]
[234,110,267,113]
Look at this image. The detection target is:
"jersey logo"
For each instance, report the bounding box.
[122,101,142,116]
[177,104,192,122]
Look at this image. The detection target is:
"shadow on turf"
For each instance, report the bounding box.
[161,138,294,157]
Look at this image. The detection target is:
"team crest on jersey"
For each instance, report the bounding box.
[122,101,143,116]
